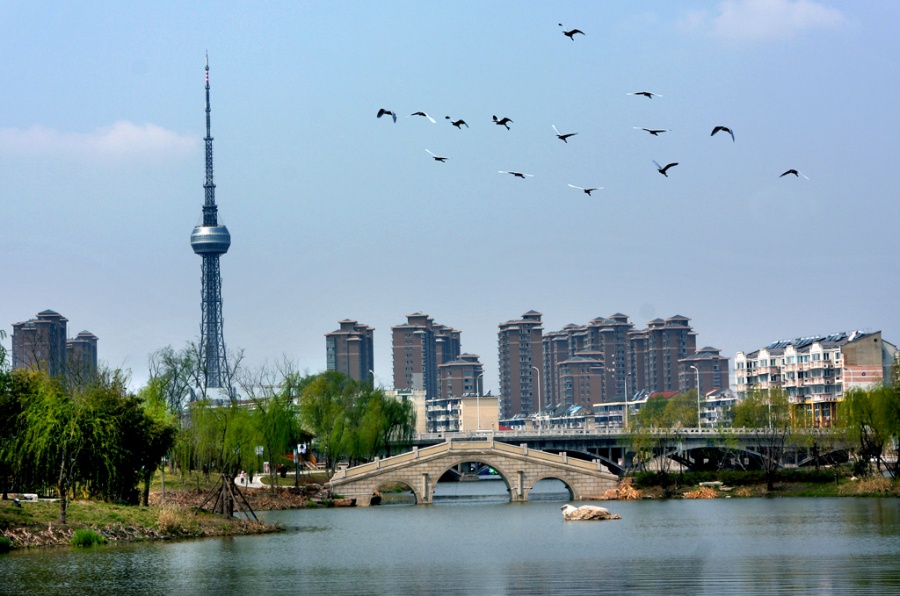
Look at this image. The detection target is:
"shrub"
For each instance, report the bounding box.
[157,508,182,534]
[71,529,106,547]
[0,536,12,553]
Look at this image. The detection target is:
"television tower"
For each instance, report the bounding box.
[190,55,231,390]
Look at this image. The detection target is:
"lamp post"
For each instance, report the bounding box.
[690,365,701,431]
[530,365,542,428]
[624,372,631,429]
[475,371,485,430]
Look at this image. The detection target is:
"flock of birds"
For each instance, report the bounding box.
[375,23,809,194]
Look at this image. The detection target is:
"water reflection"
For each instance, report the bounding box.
[2,498,899,594]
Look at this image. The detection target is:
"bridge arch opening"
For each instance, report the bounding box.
[527,477,574,502]
[372,480,417,506]
[432,459,513,505]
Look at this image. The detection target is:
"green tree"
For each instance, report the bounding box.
[136,378,179,505]
[237,361,304,489]
[732,387,793,491]
[840,385,900,478]
[299,372,357,476]
[628,392,698,495]
[187,399,258,482]
[0,335,26,500]
[297,372,417,476]
[793,401,848,472]
[20,371,84,523]
[342,384,415,464]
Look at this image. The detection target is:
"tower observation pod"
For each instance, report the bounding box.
[190,55,231,391]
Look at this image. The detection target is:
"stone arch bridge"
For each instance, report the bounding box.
[329,438,619,506]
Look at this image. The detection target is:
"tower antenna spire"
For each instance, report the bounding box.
[191,54,231,393]
[203,52,217,226]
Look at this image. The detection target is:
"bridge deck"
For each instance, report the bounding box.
[334,438,609,481]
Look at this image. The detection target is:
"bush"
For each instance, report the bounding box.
[157,508,184,534]
[632,468,840,489]
[0,536,12,553]
[71,529,106,547]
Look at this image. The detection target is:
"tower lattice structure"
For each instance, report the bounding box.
[190,57,231,391]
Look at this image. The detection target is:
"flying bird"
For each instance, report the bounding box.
[780,169,809,179]
[711,126,735,142]
[568,184,602,196]
[445,116,469,128]
[499,170,533,179]
[376,109,397,123]
[493,115,513,130]
[425,149,449,162]
[410,111,436,123]
[653,160,678,177]
[628,91,662,99]
[559,24,585,40]
[552,125,578,143]
[634,127,670,136]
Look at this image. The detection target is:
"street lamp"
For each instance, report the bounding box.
[475,371,485,430]
[690,365,701,431]
[530,365,542,428]
[624,372,631,429]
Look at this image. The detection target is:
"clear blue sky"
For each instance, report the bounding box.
[2,1,898,393]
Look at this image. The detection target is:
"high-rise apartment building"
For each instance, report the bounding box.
[66,330,99,381]
[640,316,697,394]
[11,310,98,379]
[391,313,460,399]
[12,310,69,376]
[585,314,634,402]
[678,346,730,396]
[557,354,605,407]
[543,326,576,408]
[438,353,484,399]
[325,320,374,383]
[541,313,699,406]
[498,310,544,418]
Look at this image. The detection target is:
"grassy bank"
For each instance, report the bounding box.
[0,497,279,551]
[627,470,899,499]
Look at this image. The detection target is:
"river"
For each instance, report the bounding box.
[2,481,899,594]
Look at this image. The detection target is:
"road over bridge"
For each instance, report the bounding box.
[330,438,619,506]
[404,429,842,475]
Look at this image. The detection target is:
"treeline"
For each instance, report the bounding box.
[0,342,416,523]
[628,362,900,492]
[0,367,175,523]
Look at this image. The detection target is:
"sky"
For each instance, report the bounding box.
[2,1,898,394]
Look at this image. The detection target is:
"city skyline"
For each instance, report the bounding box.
[2,2,898,394]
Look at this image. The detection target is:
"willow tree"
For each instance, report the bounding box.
[136,377,180,505]
[628,392,698,494]
[299,372,358,477]
[0,339,28,500]
[841,385,900,478]
[237,361,304,489]
[187,399,258,482]
[732,387,793,491]
[343,385,415,464]
[21,372,85,524]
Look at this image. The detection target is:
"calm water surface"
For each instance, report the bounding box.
[2,486,899,595]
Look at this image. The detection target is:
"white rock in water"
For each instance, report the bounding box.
[561,504,621,521]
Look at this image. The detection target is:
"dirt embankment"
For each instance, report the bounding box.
[149,483,353,510]
[0,484,342,551]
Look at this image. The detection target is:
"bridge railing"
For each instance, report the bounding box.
[335,437,611,481]
[334,441,454,480]
[411,427,788,442]
[487,440,607,472]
